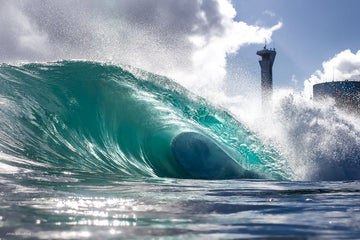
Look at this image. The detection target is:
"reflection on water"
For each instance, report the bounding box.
[1,174,360,239]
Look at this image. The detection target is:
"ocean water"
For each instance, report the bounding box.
[0,61,359,239]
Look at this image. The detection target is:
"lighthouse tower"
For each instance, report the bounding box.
[257,45,276,107]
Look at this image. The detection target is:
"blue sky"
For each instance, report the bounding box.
[229,0,360,91]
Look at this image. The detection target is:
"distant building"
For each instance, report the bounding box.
[313,81,360,114]
[257,45,276,108]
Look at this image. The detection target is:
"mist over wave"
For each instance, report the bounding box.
[240,91,360,181]
[1,2,360,240]
[0,0,359,181]
[0,0,281,91]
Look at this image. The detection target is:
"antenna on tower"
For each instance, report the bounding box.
[264,39,267,49]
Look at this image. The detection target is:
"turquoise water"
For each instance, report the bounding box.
[0,61,359,239]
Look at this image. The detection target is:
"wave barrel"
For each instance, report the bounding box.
[171,132,260,179]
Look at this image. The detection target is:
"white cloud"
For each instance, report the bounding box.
[304,49,360,98]
[179,20,282,90]
[0,0,282,92]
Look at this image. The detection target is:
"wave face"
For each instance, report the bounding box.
[0,61,289,180]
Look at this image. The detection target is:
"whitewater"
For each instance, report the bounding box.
[1,0,360,238]
[0,60,359,239]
